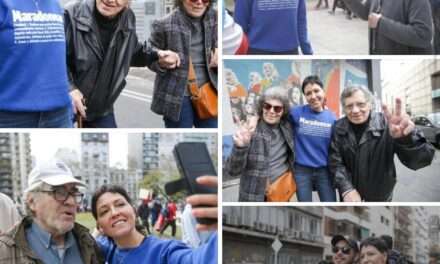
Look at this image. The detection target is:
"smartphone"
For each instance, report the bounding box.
[165,142,217,225]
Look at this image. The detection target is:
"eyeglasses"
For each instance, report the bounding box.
[263,102,284,114]
[344,102,368,112]
[332,246,352,255]
[189,0,210,4]
[40,188,84,204]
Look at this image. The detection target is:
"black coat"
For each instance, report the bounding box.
[329,112,435,201]
[65,0,158,121]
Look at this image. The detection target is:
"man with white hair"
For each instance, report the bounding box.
[0,160,103,263]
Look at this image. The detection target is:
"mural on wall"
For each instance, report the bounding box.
[222,60,370,179]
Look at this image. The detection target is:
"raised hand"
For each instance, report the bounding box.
[382,98,415,138]
[232,122,254,147]
[158,50,180,69]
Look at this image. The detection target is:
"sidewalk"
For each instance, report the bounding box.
[306,0,369,55]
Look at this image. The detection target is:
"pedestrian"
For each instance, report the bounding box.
[380,235,413,264]
[91,176,218,264]
[329,86,435,202]
[0,0,73,128]
[329,0,353,20]
[137,198,151,234]
[150,194,162,227]
[315,0,329,9]
[65,0,180,128]
[0,192,21,236]
[342,0,434,54]
[331,235,359,264]
[226,86,296,202]
[160,200,177,237]
[149,0,218,128]
[0,160,103,263]
[289,76,337,202]
[234,0,313,55]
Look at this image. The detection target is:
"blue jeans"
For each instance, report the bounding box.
[0,106,72,128]
[164,96,217,128]
[295,164,336,202]
[81,113,117,128]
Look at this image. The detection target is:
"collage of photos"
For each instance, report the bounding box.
[0,0,440,263]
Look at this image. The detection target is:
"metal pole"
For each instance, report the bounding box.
[274,252,278,264]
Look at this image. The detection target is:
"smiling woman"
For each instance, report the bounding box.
[91,184,218,264]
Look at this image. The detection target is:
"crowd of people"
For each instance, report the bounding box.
[223,0,440,55]
[0,0,217,128]
[0,160,218,263]
[226,75,436,202]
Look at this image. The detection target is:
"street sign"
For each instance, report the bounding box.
[272,237,283,253]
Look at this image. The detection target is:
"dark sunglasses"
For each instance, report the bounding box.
[332,246,351,255]
[263,102,284,113]
[189,0,210,3]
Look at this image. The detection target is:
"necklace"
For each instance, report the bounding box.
[32,0,40,11]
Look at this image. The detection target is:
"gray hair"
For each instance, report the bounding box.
[24,182,50,217]
[257,86,290,118]
[340,86,374,110]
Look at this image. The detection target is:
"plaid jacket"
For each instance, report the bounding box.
[226,119,295,202]
[148,7,218,122]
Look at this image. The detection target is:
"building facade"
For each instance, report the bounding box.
[223,206,324,264]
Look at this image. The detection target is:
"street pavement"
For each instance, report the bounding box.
[306,0,369,55]
[114,67,164,128]
[223,149,440,202]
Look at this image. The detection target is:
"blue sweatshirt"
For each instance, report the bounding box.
[234,0,312,54]
[289,105,336,168]
[0,0,70,112]
[97,233,218,264]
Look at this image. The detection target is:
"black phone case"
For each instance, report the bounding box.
[165,142,217,225]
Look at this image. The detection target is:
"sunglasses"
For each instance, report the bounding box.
[263,102,284,114]
[189,0,210,3]
[332,246,351,255]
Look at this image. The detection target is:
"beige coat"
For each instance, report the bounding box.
[0,193,21,235]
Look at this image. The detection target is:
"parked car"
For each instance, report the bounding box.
[413,113,440,148]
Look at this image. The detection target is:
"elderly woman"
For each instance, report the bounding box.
[92,176,218,263]
[226,86,296,202]
[149,0,218,128]
[360,237,389,264]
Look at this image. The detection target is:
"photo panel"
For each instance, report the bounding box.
[222,58,440,202]
[0,131,218,263]
[223,205,440,263]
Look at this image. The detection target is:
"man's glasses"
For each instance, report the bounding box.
[263,102,284,114]
[332,246,351,255]
[40,188,84,204]
[189,0,210,3]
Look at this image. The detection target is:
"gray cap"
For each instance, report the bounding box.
[331,235,359,252]
[25,160,86,192]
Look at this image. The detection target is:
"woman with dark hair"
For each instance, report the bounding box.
[149,0,218,128]
[226,86,296,202]
[289,75,336,202]
[91,176,217,263]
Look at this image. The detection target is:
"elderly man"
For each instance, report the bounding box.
[65,0,180,128]
[149,0,218,128]
[329,86,435,202]
[332,235,360,264]
[0,160,103,263]
[342,0,433,54]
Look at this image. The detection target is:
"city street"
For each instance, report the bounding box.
[114,68,164,128]
[223,149,440,202]
[306,0,369,55]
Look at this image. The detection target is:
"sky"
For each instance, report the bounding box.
[30,132,128,168]
[380,59,424,86]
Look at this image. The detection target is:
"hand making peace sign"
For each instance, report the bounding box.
[382,98,415,139]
